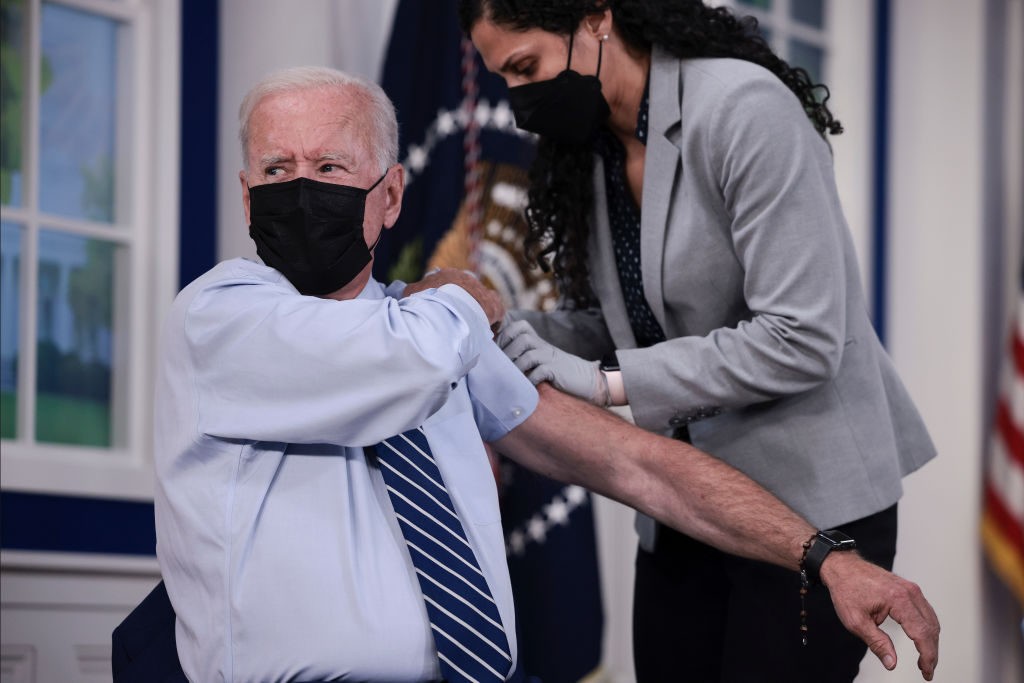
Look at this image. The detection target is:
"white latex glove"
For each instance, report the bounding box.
[497,320,608,406]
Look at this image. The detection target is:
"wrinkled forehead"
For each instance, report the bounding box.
[246,86,375,162]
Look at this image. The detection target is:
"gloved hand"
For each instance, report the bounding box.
[497,320,609,406]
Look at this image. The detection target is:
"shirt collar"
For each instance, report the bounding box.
[356,276,385,300]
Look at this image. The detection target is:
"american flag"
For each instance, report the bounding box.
[982,269,1024,606]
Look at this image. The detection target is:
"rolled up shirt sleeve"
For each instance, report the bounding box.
[175,263,495,446]
[467,341,539,443]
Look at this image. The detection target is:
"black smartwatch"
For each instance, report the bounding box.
[802,529,857,585]
[599,351,620,372]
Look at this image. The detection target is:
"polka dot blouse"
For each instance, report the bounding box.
[594,81,666,348]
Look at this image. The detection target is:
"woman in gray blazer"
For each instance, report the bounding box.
[462,0,938,681]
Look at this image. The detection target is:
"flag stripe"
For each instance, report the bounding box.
[1007,362,1024,429]
[996,400,1024,469]
[1013,330,1024,374]
[1016,305,1024,356]
[989,433,1024,522]
[983,481,1024,556]
[981,510,1024,604]
[982,292,1024,610]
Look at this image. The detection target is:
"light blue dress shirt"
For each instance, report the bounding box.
[154,258,538,682]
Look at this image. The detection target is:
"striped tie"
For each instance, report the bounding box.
[373,428,513,682]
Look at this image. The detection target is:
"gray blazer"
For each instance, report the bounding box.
[517,50,936,544]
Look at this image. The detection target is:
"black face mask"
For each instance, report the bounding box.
[507,32,611,145]
[248,174,386,296]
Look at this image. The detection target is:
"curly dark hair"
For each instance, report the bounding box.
[459,0,843,306]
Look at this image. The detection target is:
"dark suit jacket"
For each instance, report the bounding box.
[111,580,187,682]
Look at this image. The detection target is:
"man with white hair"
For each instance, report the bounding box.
[141,66,938,682]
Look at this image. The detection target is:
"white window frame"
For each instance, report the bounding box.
[730,0,829,64]
[0,0,180,501]
[827,1,876,305]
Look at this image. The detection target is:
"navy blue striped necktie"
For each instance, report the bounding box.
[373,427,512,682]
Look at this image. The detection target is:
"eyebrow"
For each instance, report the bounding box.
[257,151,356,167]
[258,153,291,167]
[496,44,538,75]
[316,151,356,165]
[497,53,522,74]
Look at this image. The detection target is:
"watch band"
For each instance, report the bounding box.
[599,350,620,373]
[802,529,857,585]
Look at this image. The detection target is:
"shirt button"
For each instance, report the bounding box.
[511,407,523,417]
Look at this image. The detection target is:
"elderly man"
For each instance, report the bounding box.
[144,66,938,682]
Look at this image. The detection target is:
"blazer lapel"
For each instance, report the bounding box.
[639,47,683,329]
[589,154,637,348]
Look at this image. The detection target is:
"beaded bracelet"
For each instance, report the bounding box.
[798,533,815,646]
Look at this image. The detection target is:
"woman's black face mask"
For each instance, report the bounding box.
[507,31,610,145]
[247,173,386,296]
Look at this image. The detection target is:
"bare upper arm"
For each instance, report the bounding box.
[491,384,647,503]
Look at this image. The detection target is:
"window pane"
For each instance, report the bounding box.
[791,0,824,28]
[1,0,27,208]
[39,3,120,223]
[36,230,118,447]
[789,38,824,86]
[1,221,21,438]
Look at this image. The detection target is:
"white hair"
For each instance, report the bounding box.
[238,66,399,174]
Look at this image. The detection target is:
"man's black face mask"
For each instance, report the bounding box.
[247,173,386,296]
[507,31,610,146]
